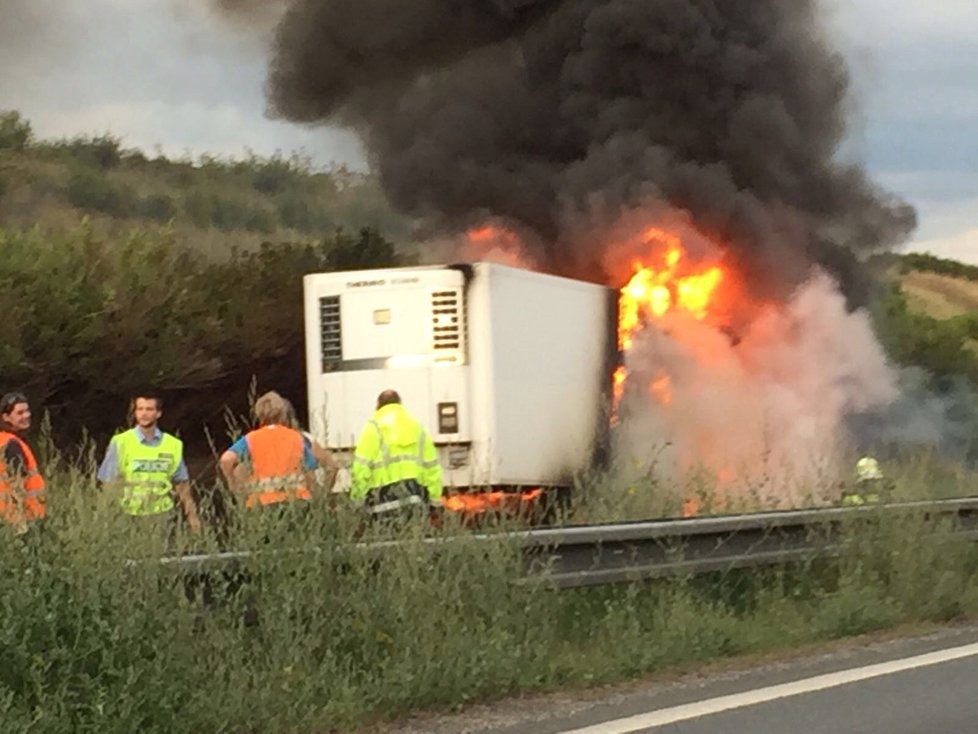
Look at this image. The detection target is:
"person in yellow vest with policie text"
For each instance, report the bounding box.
[0,392,46,534]
[219,391,321,513]
[97,392,201,533]
[351,390,443,522]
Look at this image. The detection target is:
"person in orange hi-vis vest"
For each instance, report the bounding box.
[219,391,326,513]
[0,392,46,533]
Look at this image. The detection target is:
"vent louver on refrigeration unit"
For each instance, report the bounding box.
[430,289,465,364]
[320,296,342,371]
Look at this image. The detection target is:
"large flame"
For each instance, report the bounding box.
[614,228,725,419]
[617,228,724,352]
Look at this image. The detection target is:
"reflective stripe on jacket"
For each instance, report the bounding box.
[113,429,182,516]
[243,425,311,508]
[0,431,45,524]
[350,404,443,502]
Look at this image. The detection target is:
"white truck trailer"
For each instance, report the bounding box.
[303,262,618,492]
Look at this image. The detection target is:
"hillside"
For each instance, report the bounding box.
[901,270,978,320]
[0,110,410,253]
[0,109,419,453]
[899,269,978,358]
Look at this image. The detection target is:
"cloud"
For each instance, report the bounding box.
[831,0,978,49]
[2,0,363,167]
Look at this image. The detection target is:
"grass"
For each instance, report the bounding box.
[900,270,978,320]
[4,452,978,732]
[0,126,410,257]
[569,448,978,524]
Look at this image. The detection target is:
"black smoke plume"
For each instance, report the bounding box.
[263,0,915,299]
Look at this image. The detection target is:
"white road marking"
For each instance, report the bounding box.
[560,641,978,733]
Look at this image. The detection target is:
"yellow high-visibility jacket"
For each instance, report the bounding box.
[350,404,443,502]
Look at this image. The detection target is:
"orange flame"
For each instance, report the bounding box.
[612,227,725,423]
[468,226,504,243]
[611,366,627,424]
[463,225,530,267]
[441,489,543,516]
[617,228,725,350]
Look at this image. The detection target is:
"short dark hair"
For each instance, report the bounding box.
[376,389,401,409]
[0,392,28,415]
[131,392,164,411]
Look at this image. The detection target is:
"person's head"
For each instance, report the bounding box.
[0,392,30,432]
[254,391,289,427]
[130,393,164,430]
[376,389,401,410]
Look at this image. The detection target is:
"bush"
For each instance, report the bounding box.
[250,153,307,195]
[326,226,400,270]
[60,134,124,169]
[138,193,177,222]
[0,110,32,151]
[244,205,277,234]
[901,252,978,282]
[65,167,136,217]
[0,223,402,446]
[209,195,252,231]
[182,188,214,227]
[277,193,335,233]
[872,284,978,385]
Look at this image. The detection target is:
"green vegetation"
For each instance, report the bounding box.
[0,223,404,449]
[4,462,978,732]
[873,282,978,385]
[0,110,409,250]
[573,449,978,523]
[0,110,410,451]
[900,252,978,282]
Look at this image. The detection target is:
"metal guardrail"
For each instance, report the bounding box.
[154,497,978,589]
[516,497,978,588]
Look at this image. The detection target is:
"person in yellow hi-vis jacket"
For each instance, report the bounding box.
[98,392,201,535]
[351,390,442,521]
[840,455,887,506]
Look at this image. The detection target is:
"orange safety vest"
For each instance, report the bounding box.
[0,431,46,525]
[243,425,312,508]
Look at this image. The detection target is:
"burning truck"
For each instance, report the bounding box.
[304,227,741,511]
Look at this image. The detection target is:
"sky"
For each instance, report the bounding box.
[1,0,976,264]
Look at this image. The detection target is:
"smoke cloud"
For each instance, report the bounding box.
[263,0,916,299]
[197,0,289,28]
[614,272,899,506]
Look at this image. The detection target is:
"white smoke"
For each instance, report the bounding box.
[613,272,899,508]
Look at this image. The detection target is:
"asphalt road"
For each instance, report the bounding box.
[388,623,978,734]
